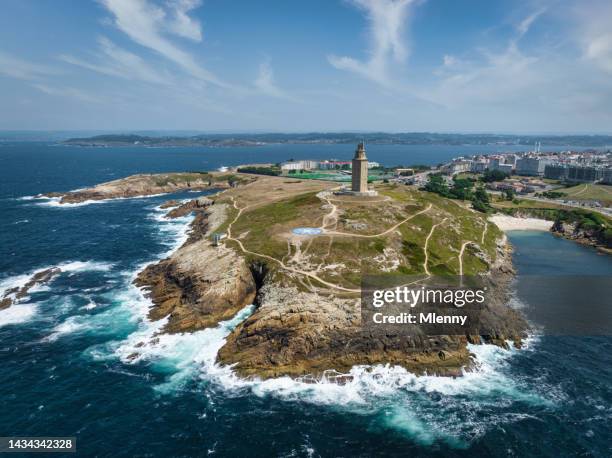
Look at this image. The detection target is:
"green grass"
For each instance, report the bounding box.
[561,183,612,204]
[232,192,324,260]
[225,184,507,290]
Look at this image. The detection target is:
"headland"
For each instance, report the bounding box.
[47,168,529,379]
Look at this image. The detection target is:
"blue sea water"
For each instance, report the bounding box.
[0,143,611,457]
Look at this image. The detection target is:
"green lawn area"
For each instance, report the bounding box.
[493,198,569,210]
[560,183,612,204]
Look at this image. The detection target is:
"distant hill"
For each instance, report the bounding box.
[62,132,612,148]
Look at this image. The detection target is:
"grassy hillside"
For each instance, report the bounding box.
[222,180,502,292]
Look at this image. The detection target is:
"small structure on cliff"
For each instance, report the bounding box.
[212,232,227,247]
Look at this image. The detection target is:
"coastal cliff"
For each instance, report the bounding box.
[134,201,257,334]
[217,239,527,379]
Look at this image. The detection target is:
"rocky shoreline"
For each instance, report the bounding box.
[134,198,256,334]
[131,194,528,380]
[41,173,530,380]
[217,237,527,379]
[551,220,612,254]
[42,172,251,204]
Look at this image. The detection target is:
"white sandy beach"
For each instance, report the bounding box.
[488,214,554,231]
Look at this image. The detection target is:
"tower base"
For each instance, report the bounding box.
[334,189,378,197]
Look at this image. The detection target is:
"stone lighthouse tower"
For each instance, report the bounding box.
[351,141,369,193]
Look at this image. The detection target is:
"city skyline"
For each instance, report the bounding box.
[1,0,612,133]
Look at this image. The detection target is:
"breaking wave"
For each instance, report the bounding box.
[0,261,116,327]
[31,193,169,208]
[0,303,37,327]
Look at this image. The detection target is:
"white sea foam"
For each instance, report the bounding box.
[115,305,255,393]
[35,197,105,208]
[57,260,114,273]
[32,193,169,208]
[0,303,37,327]
[0,261,113,297]
[85,204,196,356]
[44,316,90,342]
[80,300,98,311]
[0,273,32,299]
[0,261,115,330]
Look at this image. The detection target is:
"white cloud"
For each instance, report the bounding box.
[254,61,300,102]
[576,1,612,74]
[99,0,231,88]
[442,55,458,68]
[425,9,549,108]
[516,8,546,39]
[328,0,416,87]
[31,83,106,104]
[59,37,171,85]
[166,0,203,41]
[0,51,59,80]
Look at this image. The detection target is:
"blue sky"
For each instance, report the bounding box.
[1,0,611,133]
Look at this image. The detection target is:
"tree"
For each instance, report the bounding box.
[449,177,474,200]
[472,186,491,213]
[503,188,515,200]
[423,174,450,197]
[482,169,509,182]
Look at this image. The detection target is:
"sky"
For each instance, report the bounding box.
[1,0,612,133]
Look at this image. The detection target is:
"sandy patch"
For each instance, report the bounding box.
[489,214,553,231]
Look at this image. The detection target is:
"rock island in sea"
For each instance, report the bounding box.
[47,168,528,379]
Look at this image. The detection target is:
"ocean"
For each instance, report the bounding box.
[0,142,611,457]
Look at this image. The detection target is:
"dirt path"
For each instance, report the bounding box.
[481,221,488,245]
[573,184,589,196]
[324,204,432,238]
[458,241,471,277]
[226,197,360,293]
[319,196,338,230]
[423,218,447,276]
[225,195,433,292]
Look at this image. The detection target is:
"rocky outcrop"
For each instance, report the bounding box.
[551,220,611,252]
[134,201,256,334]
[44,173,251,204]
[164,197,214,219]
[1,267,61,310]
[129,185,528,379]
[217,243,528,380]
[217,283,473,379]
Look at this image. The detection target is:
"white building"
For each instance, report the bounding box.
[516,157,549,176]
[280,159,319,171]
[280,161,304,171]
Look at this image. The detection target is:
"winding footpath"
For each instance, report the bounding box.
[324,203,433,238]
[225,197,434,293]
[423,218,447,276]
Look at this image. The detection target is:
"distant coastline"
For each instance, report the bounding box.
[60,132,612,148]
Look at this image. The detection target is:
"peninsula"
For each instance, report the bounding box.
[47,162,528,379]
